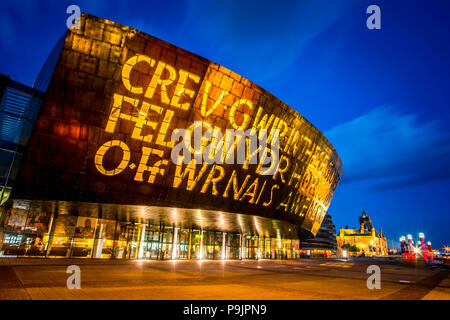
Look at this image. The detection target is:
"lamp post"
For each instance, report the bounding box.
[419,233,428,263]
[407,235,415,261]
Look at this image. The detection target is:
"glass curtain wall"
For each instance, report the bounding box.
[0,208,301,260]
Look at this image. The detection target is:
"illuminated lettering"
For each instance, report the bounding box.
[288,163,302,188]
[272,155,289,183]
[105,94,139,133]
[134,147,168,183]
[94,140,130,176]
[299,197,312,217]
[262,184,279,207]
[203,127,224,164]
[301,171,312,192]
[171,128,192,164]
[130,102,162,142]
[299,136,314,162]
[121,55,201,110]
[93,51,341,220]
[276,119,289,140]
[250,108,281,145]
[170,69,200,110]
[287,130,300,155]
[239,177,259,204]
[200,164,225,195]
[278,192,292,212]
[144,61,177,103]
[283,128,296,153]
[105,94,163,143]
[229,99,253,130]
[242,135,263,170]
[251,107,275,132]
[254,180,267,205]
[223,170,250,200]
[201,80,228,117]
[173,159,208,191]
[290,192,305,215]
[223,129,247,164]
[255,131,280,176]
[155,109,175,148]
[122,54,155,94]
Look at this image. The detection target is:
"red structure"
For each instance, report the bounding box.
[419,233,428,262]
[400,236,409,261]
[427,241,433,262]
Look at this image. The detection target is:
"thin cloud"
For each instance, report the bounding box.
[326,106,450,190]
[179,0,359,82]
[0,12,15,50]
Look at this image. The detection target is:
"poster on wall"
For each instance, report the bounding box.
[74,217,98,238]
[26,211,50,233]
[54,215,77,236]
[6,209,27,229]
[97,219,117,239]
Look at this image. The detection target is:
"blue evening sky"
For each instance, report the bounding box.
[1,0,449,249]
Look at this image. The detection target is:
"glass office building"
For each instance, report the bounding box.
[0,14,342,260]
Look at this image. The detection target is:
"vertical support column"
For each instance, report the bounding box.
[278,238,282,259]
[239,234,242,259]
[0,205,5,222]
[268,237,272,259]
[171,225,178,260]
[138,224,147,259]
[111,220,118,259]
[45,212,57,258]
[240,234,245,260]
[187,228,192,260]
[68,237,74,258]
[158,223,164,260]
[0,207,5,256]
[270,237,274,259]
[89,219,99,258]
[129,225,136,259]
[93,223,106,259]
[291,239,294,260]
[262,235,266,259]
[255,235,259,260]
[22,210,31,257]
[222,232,227,260]
[199,230,204,260]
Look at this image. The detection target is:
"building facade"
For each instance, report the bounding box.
[0,14,342,260]
[0,74,45,206]
[336,210,387,256]
[300,213,337,258]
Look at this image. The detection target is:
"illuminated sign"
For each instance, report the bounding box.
[91,40,341,231]
[14,14,343,236]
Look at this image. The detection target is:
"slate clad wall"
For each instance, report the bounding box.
[11,14,342,236]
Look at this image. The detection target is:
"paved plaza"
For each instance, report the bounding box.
[0,258,448,300]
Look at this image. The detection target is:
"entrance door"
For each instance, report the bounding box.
[158,225,173,260]
[189,229,201,260]
[244,235,257,259]
[115,223,141,259]
[124,224,140,259]
[142,225,161,259]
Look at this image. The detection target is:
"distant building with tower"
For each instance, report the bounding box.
[336,210,388,256]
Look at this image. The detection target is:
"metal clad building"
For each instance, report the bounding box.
[0,14,342,260]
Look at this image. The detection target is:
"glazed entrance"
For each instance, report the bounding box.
[0,208,302,260]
